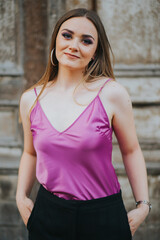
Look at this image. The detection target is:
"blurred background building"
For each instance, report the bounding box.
[0,0,159,239]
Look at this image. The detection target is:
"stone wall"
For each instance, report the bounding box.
[0,0,47,239]
[0,0,159,239]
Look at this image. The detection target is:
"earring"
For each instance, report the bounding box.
[51,48,57,66]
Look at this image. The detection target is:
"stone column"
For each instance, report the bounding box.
[0,0,48,239]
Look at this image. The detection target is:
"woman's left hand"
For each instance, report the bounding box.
[127,204,149,236]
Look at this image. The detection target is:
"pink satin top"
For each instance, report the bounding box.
[30,78,121,200]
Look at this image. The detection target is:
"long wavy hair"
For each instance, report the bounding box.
[18,8,115,123]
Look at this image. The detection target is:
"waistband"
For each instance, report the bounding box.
[38,184,122,209]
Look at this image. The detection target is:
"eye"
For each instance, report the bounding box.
[62,32,72,39]
[82,39,93,45]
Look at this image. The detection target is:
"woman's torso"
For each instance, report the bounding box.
[29,77,121,200]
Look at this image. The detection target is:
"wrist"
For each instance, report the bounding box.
[16,193,27,203]
[136,202,150,214]
[136,200,152,213]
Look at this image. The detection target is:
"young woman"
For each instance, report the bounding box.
[16,8,151,240]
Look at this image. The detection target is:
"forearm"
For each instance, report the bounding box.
[122,144,149,202]
[16,151,37,202]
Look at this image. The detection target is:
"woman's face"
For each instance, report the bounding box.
[55,17,98,71]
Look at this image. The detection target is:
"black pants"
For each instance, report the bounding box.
[27,184,132,240]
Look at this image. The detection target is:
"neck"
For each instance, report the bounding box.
[54,65,85,92]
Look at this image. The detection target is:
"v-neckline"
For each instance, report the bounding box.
[30,78,112,134]
[36,94,99,134]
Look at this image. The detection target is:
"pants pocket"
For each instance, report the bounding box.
[118,200,132,239]
[125,212,132,238]
[26,199,39,231]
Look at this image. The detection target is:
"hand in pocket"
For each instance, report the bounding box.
[127,206,149,237]
[17,196,34,227]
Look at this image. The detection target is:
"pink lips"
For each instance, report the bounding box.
[64,53,80,58]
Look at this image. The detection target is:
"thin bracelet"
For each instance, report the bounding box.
[136,200,152,212]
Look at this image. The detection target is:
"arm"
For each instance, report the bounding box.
[111,82,149,236]
[16,91,37,226]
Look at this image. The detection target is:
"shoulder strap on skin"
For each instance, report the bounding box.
[97,78,112,96]
[34,87,38,97]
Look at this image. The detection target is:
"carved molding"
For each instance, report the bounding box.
[0,0,23,76]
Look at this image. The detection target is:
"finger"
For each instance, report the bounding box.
[128,218,132,223]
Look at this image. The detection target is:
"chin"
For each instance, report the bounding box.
[60,62,83,70]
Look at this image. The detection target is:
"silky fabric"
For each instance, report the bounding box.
[30,78,121,200]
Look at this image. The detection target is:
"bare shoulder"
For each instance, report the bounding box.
[20,88,36,111]
[104,79,132,108]
[19,87,39,123]
[19,87,41,155]
[20,82,53,117]
[105,79,129,96]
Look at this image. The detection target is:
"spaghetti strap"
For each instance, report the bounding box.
[97,78,112,96]
[34,87,38,97]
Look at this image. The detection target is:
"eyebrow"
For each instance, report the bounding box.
[61,28,95,40]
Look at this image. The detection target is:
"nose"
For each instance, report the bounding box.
[69,38,79,51]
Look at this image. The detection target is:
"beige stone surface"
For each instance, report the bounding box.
[97,0,160,64]
[111,106,160,143]
[0,0,23,75]
[66,0,92,11]
[133,107,160,141]
[0,0,16,63]
[0,108,16,140]
[117,77,160,103]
